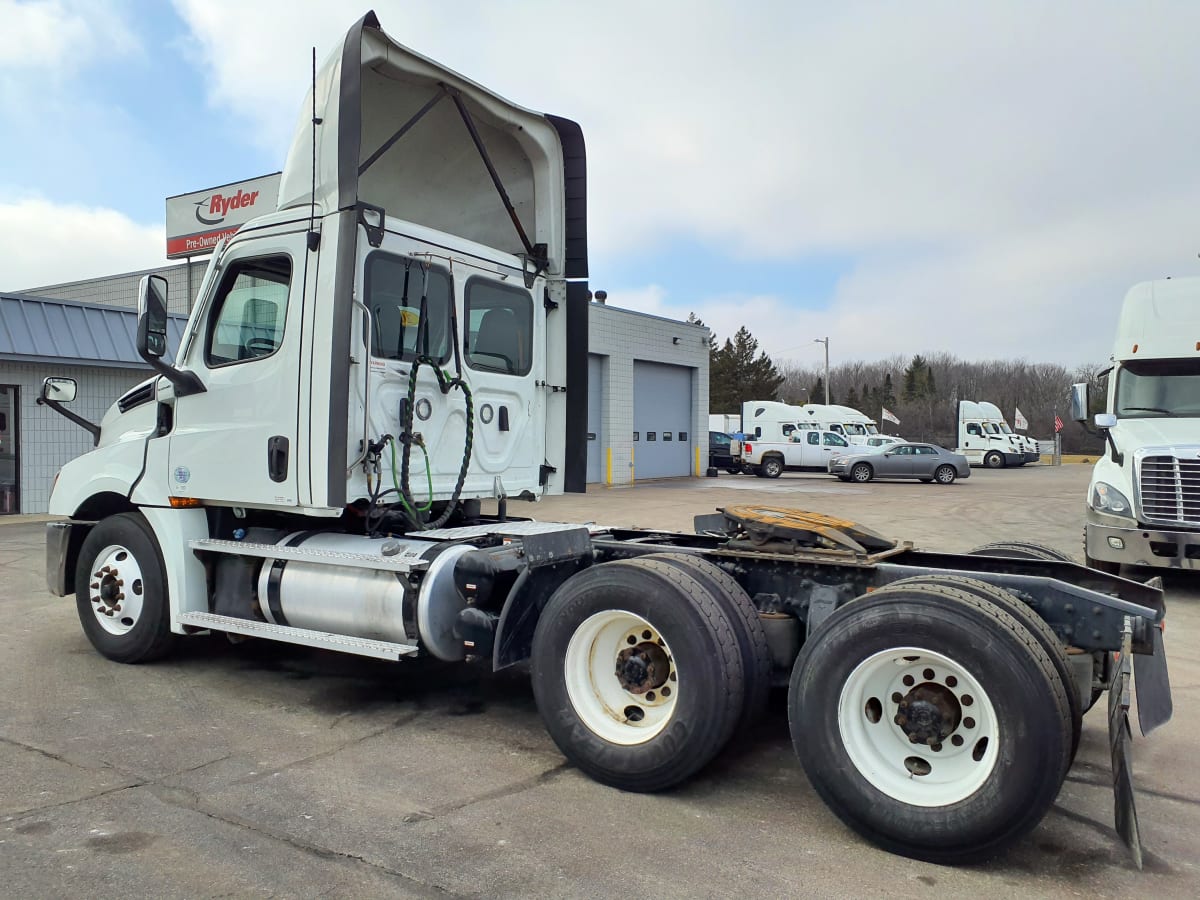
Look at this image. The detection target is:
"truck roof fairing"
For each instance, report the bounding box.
[278,10,587,279]
[1113,278,1200,361]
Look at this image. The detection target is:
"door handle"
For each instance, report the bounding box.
[268,436,290,483]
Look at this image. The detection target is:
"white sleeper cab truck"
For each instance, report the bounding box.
[1072,278,1200,573]
[955,400,1028,468]
[40,11,1173,867]
[977,401,1040,465]
[795,403,883,444]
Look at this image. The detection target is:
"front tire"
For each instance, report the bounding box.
[75,512,176,663]
[851,463,873,483]
[934,465,957,485]
[531,560,745,792]
[984,451,1004,469]
[789,586,1071,863]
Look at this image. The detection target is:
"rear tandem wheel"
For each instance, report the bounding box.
[530,559,745,792]
[788,583,1072,863]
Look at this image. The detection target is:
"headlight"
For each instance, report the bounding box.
[1091,482,1132,516]
[831,457,844,466]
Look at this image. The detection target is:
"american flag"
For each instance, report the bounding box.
[1054,414,1064,433]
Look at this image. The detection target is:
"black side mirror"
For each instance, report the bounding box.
[137,275,169,360]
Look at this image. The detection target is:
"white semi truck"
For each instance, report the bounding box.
[955,400,1033,468]
[1071,278,1200,574]
[38,11,1172,866]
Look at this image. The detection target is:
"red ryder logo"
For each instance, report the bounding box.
[195,189,262,226]
[166,173,280,259]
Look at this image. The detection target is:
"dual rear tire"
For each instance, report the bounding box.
[788,579,1074,863]
[530,555,771,793]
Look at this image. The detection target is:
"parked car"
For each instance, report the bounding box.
[828,442,970,484]
[864,435,904,450]
[708,431,742,474]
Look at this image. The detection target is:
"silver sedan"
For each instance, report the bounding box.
[828,442,971,484]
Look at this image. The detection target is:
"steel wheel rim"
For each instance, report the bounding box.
[838,646,999,806]
[766,460,781,476]
[565,609,679,745]
[86,544,145,636]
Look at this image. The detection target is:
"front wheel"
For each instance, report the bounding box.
[75,512,176,663]
[531,560,745,793]
[984,451,1004,469]
[934,465,957,485]
[851,463,873,483]
[789,586,1071,863]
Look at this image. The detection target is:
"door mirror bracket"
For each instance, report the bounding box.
[136,275,205,397]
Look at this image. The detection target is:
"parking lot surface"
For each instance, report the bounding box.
[2,464,1198,898]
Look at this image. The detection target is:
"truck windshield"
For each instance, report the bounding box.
[984,423,999,434]
[844,424,867,436]
[1000,424,1013,434]
[1116,359,1200,417]
[866,424,878,434]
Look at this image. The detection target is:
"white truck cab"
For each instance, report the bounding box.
[955,400,1028,468]
[1073,278,1200,572]
[794,403,883,445]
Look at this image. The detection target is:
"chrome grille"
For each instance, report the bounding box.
[1139,454,1200,526]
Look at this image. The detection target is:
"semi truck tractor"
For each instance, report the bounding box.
[955,400,1029,468]
[1072,278,1200,573]
[39,10,1172,866]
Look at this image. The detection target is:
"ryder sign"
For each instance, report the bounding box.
[165,173,281,259]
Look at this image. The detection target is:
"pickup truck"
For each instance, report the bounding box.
[737,429,852,478]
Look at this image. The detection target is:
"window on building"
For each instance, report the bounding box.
[205,256,292,366]
[366,254,452,363]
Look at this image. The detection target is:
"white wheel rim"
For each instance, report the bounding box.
[565,610,679,745]
[838,646,999,806]
[86,544,146,636]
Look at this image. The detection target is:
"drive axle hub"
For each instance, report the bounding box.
[615,643,670,695]
[894,683,961,746]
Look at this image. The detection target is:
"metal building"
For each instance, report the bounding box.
[0,294,185,515]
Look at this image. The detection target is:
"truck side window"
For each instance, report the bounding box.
[465,278,533,375]
[807,432,820,445]
[967,423,981,436]
[824,434,848,446]
[365,253,452,364]
[205,256,292,367]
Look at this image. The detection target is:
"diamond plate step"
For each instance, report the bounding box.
[188,538,427,573]
[178,612,419,661]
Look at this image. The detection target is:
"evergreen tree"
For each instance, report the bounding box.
[707,325,783,411]
[845,386,860,410]
[810,376,825,405]
[881,372,896,407]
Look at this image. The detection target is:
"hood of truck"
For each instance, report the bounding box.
[1091,417,1200,504]
[277,11,586,279]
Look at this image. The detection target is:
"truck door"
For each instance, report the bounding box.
[167,235,305,507]
[353,234,545,500]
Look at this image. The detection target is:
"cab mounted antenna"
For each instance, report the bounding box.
[306,46,321,252]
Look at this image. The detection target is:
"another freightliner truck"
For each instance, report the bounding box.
[39,11,1172,866]
[1072,278,1200,573]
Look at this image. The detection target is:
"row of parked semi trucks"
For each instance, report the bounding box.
[709,399,1041,476]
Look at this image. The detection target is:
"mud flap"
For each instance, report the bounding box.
[1134,624,1173,737]
[1108,618,1141,869]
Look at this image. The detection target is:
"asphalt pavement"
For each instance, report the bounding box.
[2,464,1198,898]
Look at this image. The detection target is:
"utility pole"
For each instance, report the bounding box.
[813,337,830,404]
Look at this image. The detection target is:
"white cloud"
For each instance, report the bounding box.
[0,198,164,290]
[0,0,136,69]
[156,2,1200,363]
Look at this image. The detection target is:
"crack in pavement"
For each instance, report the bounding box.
[0,734,118,774]
[228,711,424,787]
[401,762,573,824]
[1062,772,1200,809]
[3,781,144,820]
[146,783,461,898]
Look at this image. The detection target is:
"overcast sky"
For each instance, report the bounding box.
[3,0,1199,368]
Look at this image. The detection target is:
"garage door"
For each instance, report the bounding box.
[586,354,604,483]
[633,360,692,479]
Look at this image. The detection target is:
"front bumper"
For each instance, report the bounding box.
[1023,451,1040,463]
[1086,509,1200,570]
